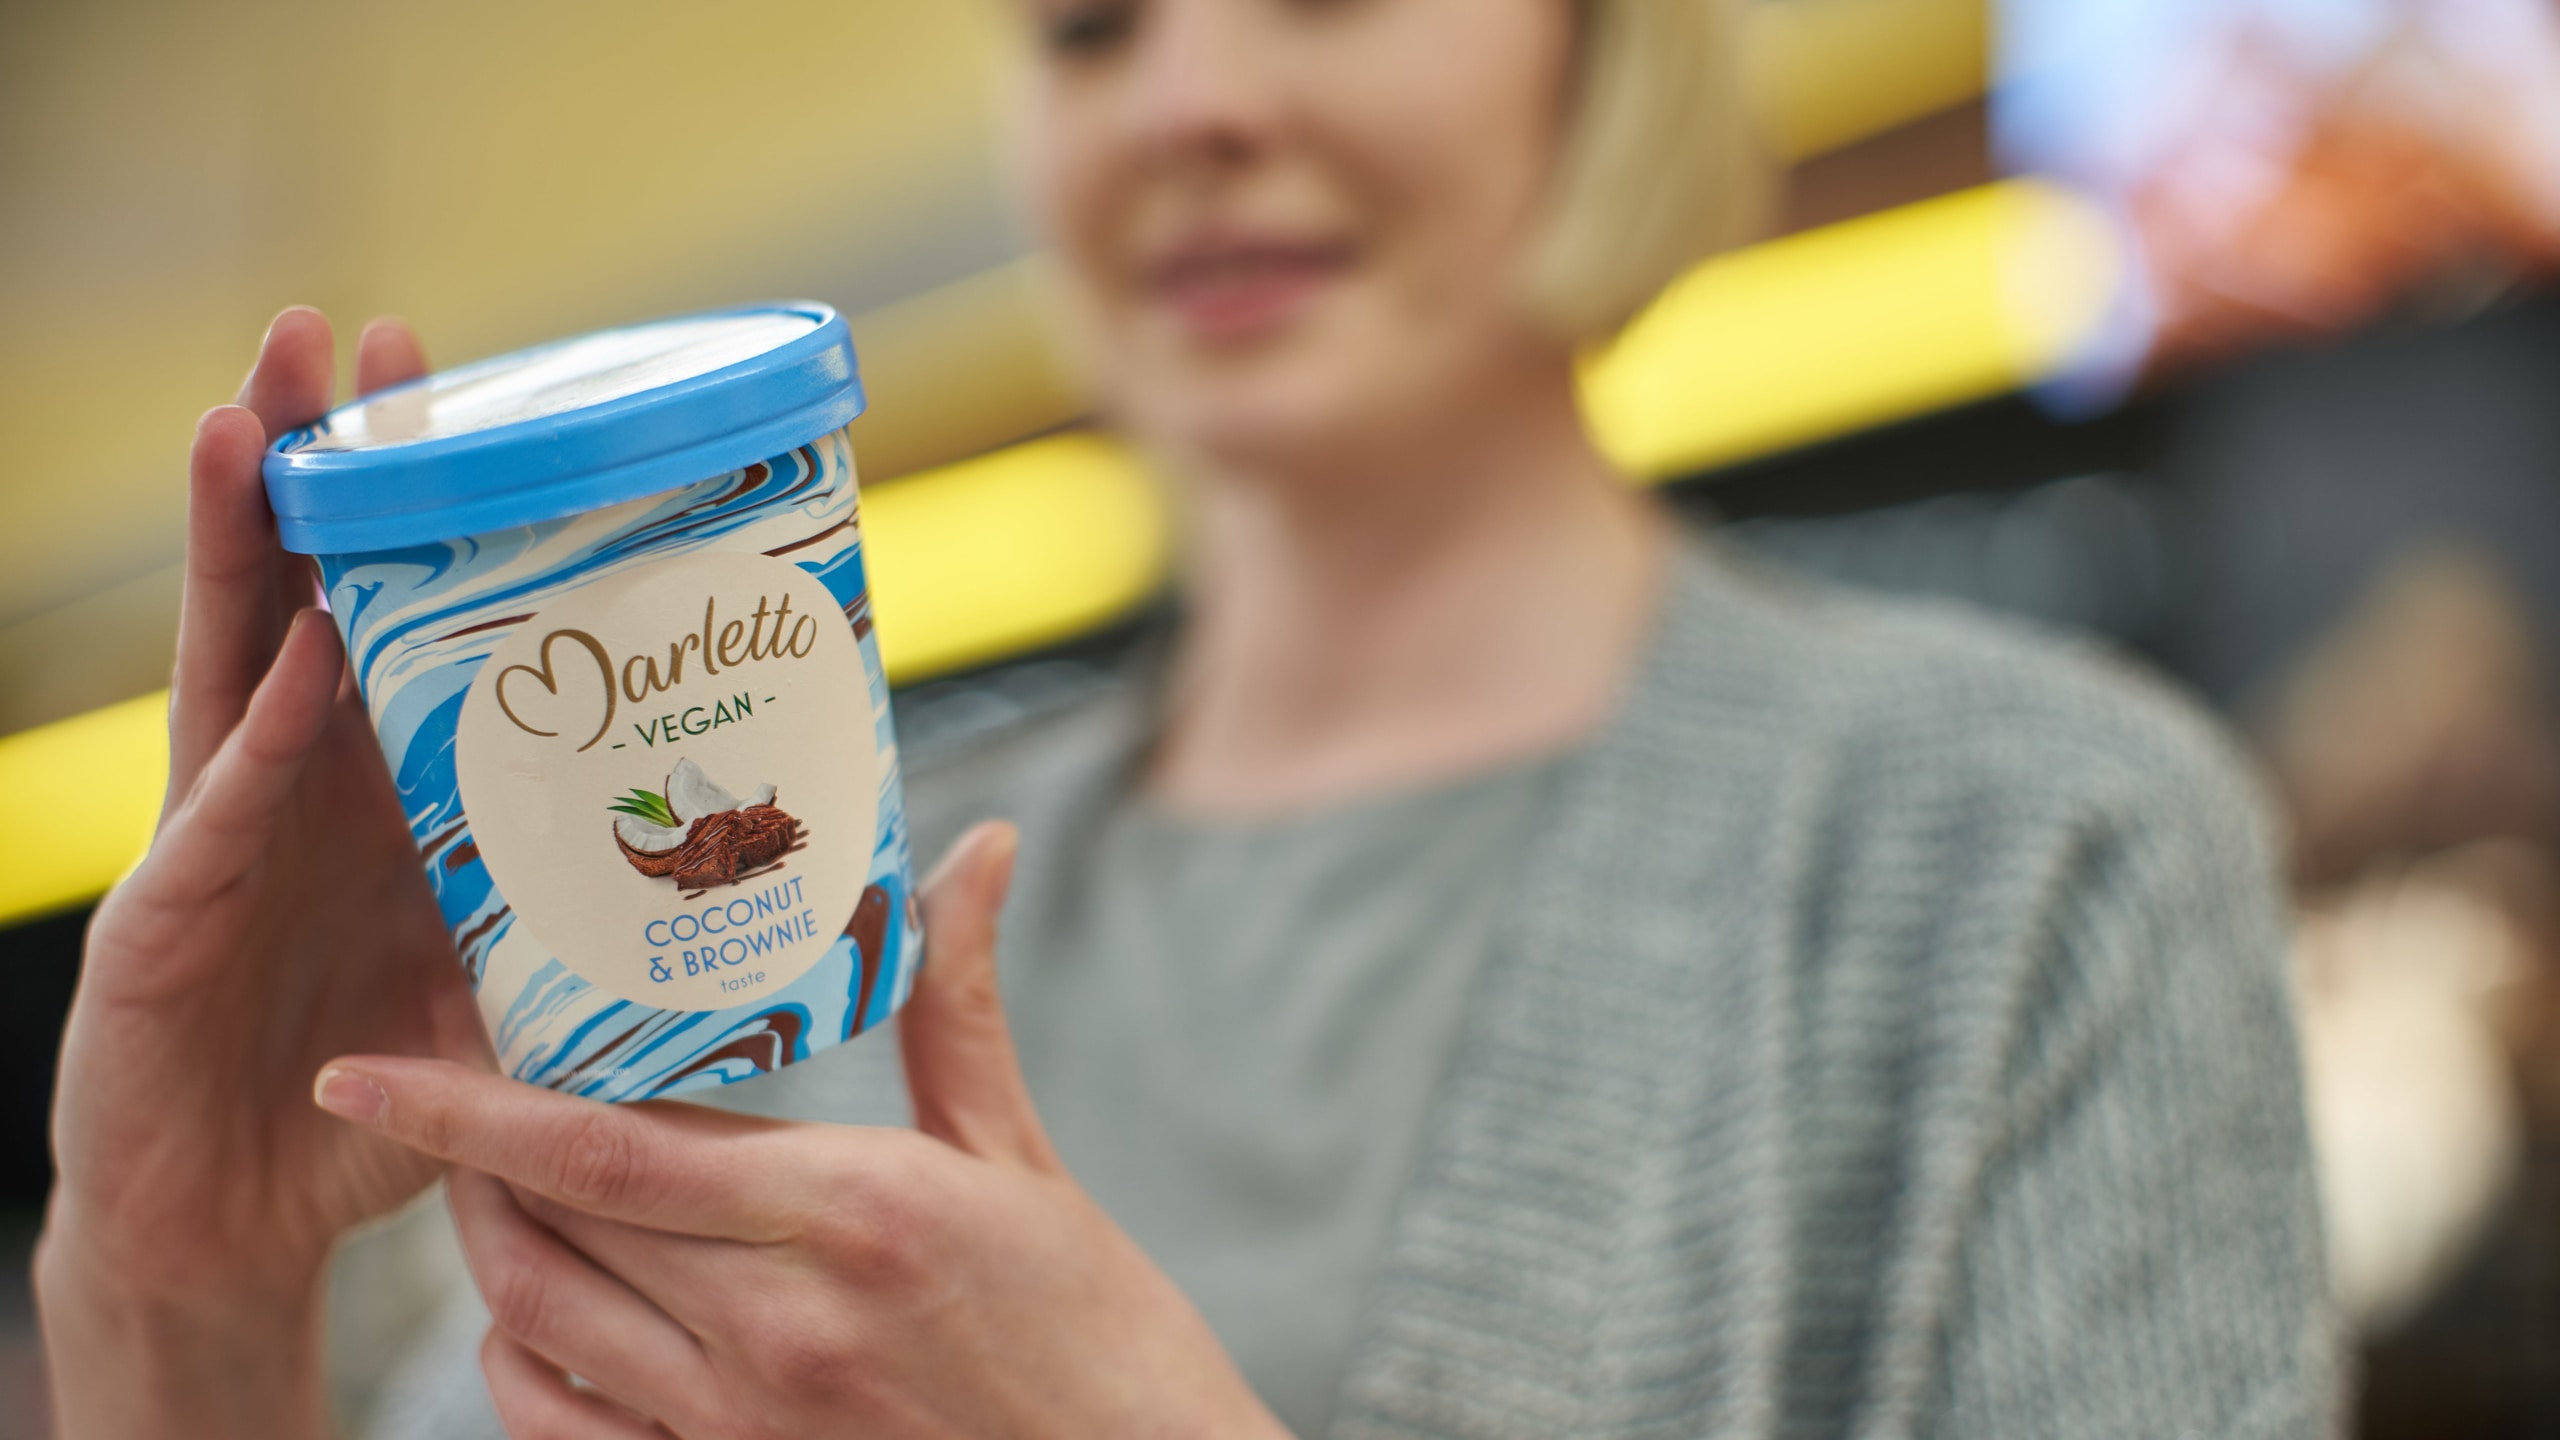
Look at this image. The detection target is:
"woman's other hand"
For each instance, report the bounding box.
[35,309,488,1438]
[318,822,1291,1440]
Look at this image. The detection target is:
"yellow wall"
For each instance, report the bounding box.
[0,0,1027,668]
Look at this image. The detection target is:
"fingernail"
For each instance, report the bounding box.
[314,1067,387,1125]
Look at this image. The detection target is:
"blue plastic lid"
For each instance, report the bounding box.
[264,301,864,554]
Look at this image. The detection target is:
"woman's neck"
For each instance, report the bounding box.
[1145,361,1671,818]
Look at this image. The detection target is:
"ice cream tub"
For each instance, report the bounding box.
[263,302,921,1101]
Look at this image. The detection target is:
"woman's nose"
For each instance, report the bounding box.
[1122,0,1287,174]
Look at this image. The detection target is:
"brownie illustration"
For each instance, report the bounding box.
[610,757,803,891]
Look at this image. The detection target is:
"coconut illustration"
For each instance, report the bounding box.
[609,758,801,891]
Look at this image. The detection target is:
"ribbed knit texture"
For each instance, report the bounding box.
[913,539,2338,1440]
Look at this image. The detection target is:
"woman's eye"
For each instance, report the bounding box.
[1045,1,1138,56]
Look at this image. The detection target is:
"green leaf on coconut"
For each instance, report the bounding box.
[606,788,680,828]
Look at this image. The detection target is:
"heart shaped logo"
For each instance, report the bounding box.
[495,628,617,752]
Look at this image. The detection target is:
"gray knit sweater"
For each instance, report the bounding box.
[906,540,2337,1440]
[356,539,2338,1437]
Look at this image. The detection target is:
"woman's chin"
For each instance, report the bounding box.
[1116,342,1444,481]
[1137,384,1392,479]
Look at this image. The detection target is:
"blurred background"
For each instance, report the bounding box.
[3,0,2558,1432]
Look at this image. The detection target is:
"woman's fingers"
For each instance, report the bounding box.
[236,310,334,623]
[901,821,1061,1174]
[169,308,338,798]
[449,1169,707,1428]
[313,1058,805,1240]
[504,1186,754,1339]
[482,1324,680,1439]
[167,404,292,799]
[235,305,336,439]
[355,316,428,396]
[141,610,345,913]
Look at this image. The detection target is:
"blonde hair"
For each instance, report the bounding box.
[1523,0,1769,340]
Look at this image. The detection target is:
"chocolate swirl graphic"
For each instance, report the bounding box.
[648,1006,811,1095]
[846,884,892,1034]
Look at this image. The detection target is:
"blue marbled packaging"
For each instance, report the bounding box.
[319,427,922,1101]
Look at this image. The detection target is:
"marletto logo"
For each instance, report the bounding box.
[494,592,821,752]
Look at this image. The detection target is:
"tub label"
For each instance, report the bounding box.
[453,548,880,1009]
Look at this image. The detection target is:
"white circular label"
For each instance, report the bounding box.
[454,549,879,1009]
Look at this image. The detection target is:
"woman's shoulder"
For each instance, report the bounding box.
[1668,537,2270,844]
[1649,545,2299,1132]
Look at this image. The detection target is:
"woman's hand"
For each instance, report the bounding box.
[35,309,489,1438]
[314,822,1291,1440]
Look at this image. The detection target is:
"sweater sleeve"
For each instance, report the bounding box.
[1921,754,2342,1440]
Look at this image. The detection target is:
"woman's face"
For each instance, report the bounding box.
[1014,0,1577,473]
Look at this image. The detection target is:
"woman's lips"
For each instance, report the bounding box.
[1143,239,1354,343]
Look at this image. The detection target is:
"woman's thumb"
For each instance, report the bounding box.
[900,821,1059,1172]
